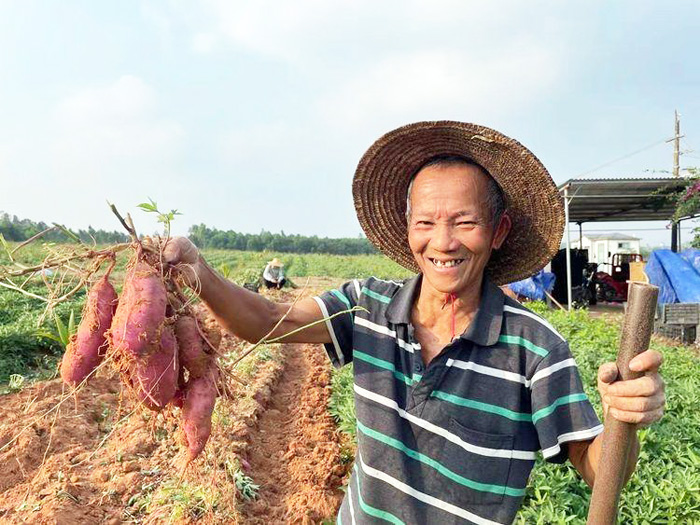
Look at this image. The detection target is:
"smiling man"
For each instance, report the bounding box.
[165,121,665,524]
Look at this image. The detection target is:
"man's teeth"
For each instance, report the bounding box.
[431,259,464,268]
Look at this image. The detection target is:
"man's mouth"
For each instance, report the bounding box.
[429,258,465,268]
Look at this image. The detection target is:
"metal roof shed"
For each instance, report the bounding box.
[557,177,688,308]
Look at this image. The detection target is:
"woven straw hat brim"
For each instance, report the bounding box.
[352,121,564,285]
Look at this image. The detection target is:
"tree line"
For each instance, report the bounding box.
[0,213,378,255]
[0,213,130,244]
[188,224,378,255]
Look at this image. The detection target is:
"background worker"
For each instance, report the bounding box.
[165,121,665,524]
[262,257,286,289]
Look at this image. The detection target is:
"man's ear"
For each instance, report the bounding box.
[492,213,511,250]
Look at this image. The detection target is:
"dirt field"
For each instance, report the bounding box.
[0,299,349,523]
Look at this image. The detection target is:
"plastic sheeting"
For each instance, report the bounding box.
[508,270,556,301]
[646,249,700,304]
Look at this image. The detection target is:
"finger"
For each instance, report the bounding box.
[604,392,666,413]
[609,406,664,426]
[629,350,663,373]
[597,362,619,385]
[606,374,664,397]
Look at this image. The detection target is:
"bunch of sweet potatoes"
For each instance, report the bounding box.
[59,248,222,462]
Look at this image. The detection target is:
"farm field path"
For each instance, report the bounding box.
[240,342,347,524]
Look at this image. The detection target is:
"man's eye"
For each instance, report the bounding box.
[457,221,476,226]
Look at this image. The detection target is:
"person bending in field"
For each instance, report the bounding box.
[262,258,286,289]
[165,121,665,524]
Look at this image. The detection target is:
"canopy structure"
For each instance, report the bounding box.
[557,177,688,308]
[559,178,686,223]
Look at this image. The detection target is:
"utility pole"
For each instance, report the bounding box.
[671,110,681,252]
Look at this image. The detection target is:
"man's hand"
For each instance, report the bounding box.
[162,237,203,289]
[597,349,665,426]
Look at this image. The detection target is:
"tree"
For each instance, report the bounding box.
[667,168,700,248]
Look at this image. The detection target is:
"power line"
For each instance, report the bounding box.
[582,227,695,232]
[573,137,669,179]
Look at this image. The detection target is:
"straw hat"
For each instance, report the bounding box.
[352,121,564,285]
[268,258,284,267]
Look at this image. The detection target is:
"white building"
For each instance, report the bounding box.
[570,233,641,266]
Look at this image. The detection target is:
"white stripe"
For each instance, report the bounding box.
[347,482,357,525]
[540,424,605,459]
[503,305,565,342]
[312,296,345,366]
[369,276,404,286]
[355,316,418,354]
[446,358,529,387]
[530,358,578,387]
[353,279,362,299]
[445,357,578,390]
[357,453,504,525]
[355,316,396,338]
[354,384,537,461]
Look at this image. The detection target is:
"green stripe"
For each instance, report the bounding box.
[431,390,532,422]
[361,286,392,304]
[354,351,415,386]
[498,334,549,357]
[532,393,589,423]
[331,289,352,308]
[337,511,342,525]
[357,421,526,497]
[354,464,405,524]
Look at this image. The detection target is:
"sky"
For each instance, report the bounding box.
[0,1,699,248]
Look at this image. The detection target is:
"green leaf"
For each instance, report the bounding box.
[137,203,158,212]
[55,314,68,346]
[36,330,62,344]
[68,309,76,336]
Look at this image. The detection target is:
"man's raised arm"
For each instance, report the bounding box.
[163,237,332,345]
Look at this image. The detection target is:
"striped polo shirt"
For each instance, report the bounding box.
[314,275,603,525]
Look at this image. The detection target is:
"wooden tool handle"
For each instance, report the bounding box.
[586,282,659,525]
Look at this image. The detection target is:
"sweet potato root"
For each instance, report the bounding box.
[175,315,210,379]
[181,361,218,462]
[129,325,179,410]
[60,275,117,387]
[108,261,167,359]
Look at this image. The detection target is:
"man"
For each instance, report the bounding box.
[262,257,286,289]
[166,121,664,524]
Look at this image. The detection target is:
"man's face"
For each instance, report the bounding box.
[407,164,510,297]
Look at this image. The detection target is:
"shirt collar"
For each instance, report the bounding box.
[385,274,504,347]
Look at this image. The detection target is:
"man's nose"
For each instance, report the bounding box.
[431,223,459,252]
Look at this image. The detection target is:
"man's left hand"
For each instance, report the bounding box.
[596,350,665,426]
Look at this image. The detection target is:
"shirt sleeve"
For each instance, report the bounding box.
[313,279,363,368]
[530,341,603,463]
[262,264,273,281]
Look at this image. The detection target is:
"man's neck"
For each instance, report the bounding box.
[412,277,482,330]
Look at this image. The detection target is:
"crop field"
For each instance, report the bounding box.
[1,242,699,523]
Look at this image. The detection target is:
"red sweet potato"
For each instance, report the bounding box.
[108,261,167,359]
[172,364,187,409]
[174,315,210,379]
[129,325,179,410]
[181,363,218,461]
[60,275,117,387]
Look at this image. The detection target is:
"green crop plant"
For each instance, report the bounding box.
[36,310,77,349]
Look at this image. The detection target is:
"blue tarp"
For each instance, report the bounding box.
[646,249,700,304]
[508,270,555,301]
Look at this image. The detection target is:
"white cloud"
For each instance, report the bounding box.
[0,75,186,233]
[51,75,184,182]
[317,43,561,128]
